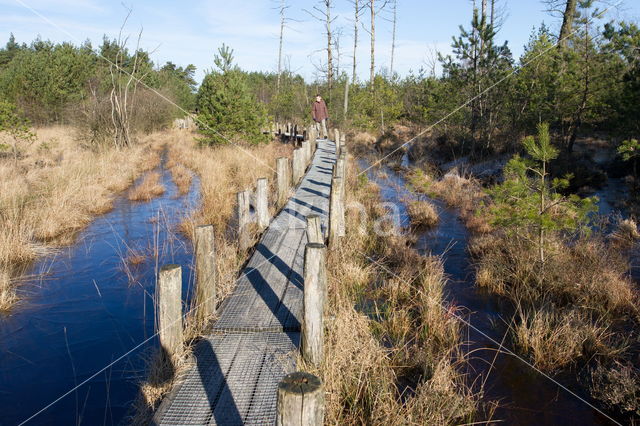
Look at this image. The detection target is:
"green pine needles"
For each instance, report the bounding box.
[487,122,596,263]
[196,44,268,146]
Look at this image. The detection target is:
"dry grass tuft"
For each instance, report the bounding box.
[514,309,618,372]
[129,349,192,425]
[407,167,492,234]
[406,199,439,228]
[591,361,640,417]
[611,218,640,248]
[128,172,165,201]
[169,164,193,195]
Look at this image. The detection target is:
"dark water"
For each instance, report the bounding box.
[360,159,621,425]
[0,158,200,425]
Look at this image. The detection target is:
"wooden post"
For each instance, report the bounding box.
[158,264,183,357]
[292,149,303,184]
[301,141,309,166]
[237,190,251,251]
[306,215,323,244]
[256,178,269,230]
[195,225,216,324]
[306,139,313,164]
[302,242,326,365]
[328,175,343,246]
[277,372,324,426]
[334,128,340,144]
[276,157,291,206]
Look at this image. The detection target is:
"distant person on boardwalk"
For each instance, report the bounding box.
[311,94,328,139]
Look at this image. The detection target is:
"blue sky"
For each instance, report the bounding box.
[1,0,639,83]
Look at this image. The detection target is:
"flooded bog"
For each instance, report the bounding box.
[360,159,622,425]
[0,156,199,425]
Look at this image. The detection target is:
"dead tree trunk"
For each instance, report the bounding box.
[369,0,375,87]
[390,0,397,76]
[277,0,286,94]
[326,0,334,98]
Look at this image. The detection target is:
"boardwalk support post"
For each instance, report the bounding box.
[276,157,291,206]
[292,149,304,184]
[195,225,216,324]
[306,215,323,244]
[256,178,269,230]
[301,140,310,167]
[237,190,251,251]
[158,264,183,357]
[277,372,324,426]
[302,242,326,366]
[329,174,344,245]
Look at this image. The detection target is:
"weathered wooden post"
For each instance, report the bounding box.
[328,175,344,246]
[195,225,216,324]
[277,372,324,426]
[256,178,269,230]
[302,242,326,365]
[335,156,346,237]
[334,128,340,144]
[292,149,304,184]
[237,190,251,251]
[306,215,323,244]
[276,157,291,206]
[301,140,309,166]
[158,264,183,357]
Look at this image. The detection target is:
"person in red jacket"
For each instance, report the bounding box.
[311,94,329,139]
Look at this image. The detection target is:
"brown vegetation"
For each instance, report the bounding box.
[128,172,166,201]
[407,167,492,234]
[406,199,439,228]
[299,157,480,424]
[0,126,164,311]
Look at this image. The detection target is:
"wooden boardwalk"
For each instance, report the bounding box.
[154,139,336,425]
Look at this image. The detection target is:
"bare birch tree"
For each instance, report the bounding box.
[305,1,336,99]
[390,0,397,76]
[365,0,388,89]
[344,0,365,118]
[276,0,289,93]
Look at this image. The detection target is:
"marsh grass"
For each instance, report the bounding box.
[301,156,481,424]
[403,158,640,418]
[405,199,439,228]
[128,172,166,201]
[0,126,166,311]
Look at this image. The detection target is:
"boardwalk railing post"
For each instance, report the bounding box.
[237,190,251,251]
[329,174,344,246]
[158,264,183,357]
[195,225,216,324]
[277,372,324,426]
[276,157,291,206]
[256,178,269,230]
[292,149,303,184]
[301,140,310,167]
[335,156,346,237]
[302,242,326,365]
[306,215,323,244]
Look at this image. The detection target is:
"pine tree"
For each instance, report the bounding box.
[488,123,595,263]
[196,44,268,145]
